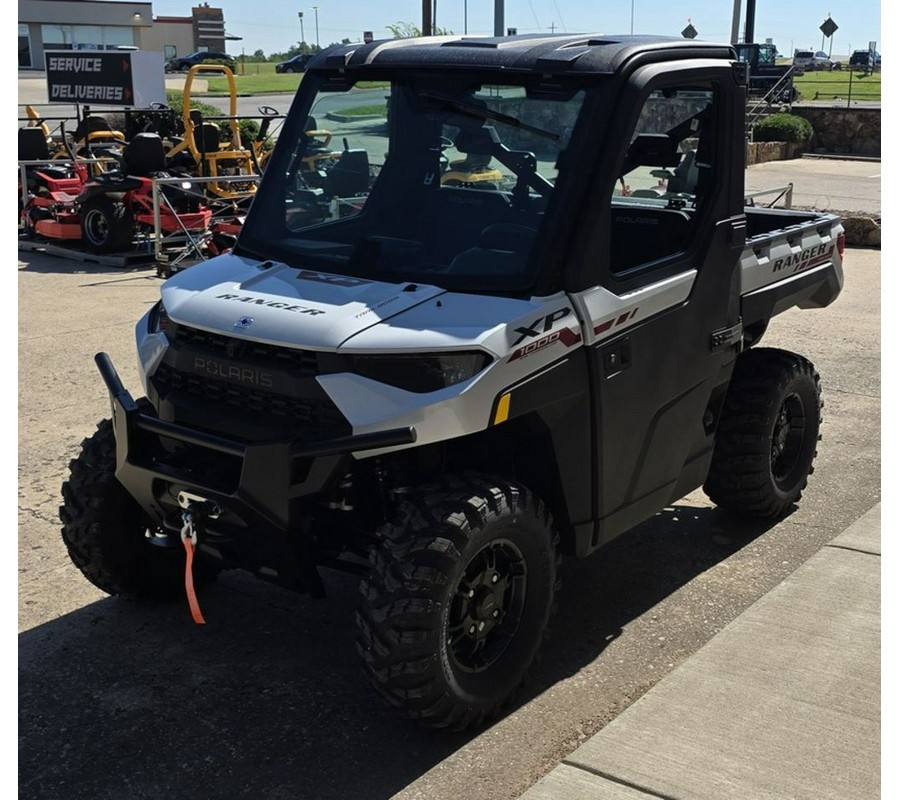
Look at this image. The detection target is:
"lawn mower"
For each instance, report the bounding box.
[21,131,212,254]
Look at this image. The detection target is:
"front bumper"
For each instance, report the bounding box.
[96,352,416,534]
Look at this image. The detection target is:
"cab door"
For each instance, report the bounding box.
[569,64,747,551]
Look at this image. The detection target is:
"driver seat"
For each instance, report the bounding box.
[667,149,699,194]
[448,223,537,276]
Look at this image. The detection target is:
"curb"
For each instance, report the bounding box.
[324,111,385,123]
[801,153,881,162]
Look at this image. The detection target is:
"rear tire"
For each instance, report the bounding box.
[59,419,218,600]
[80,196,134,253]
[704,348,822,518]
[356,474,559,731]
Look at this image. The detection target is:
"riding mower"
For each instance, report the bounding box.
[439,134,504,188]
[18,126,88,230]
[164,64,259,200]
[21,131,212,254]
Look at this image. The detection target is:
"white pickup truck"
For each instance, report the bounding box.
[61,33,844,731]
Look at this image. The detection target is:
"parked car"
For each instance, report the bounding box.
[849,49,880,70]
[165,51,236,73]
[275,54,313,73]
[793,50,836,71]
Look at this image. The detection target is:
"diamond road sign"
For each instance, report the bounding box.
[682,23,698,39]
[820,17,838,38]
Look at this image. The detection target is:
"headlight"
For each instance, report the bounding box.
[147,300,171,334]
[348,351,492,393]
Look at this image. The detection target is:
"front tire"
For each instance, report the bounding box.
[80,196,134,253]
[356,474,559,730]
[704,348,822,518]
[59,419,216,599]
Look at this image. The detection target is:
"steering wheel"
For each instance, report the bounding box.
[150,102,170,111]
[258,105,280,117]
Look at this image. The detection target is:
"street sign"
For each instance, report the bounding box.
[507,27,518,36]
[363,30,373,43]
[820,17,838,38]
[44,50,165,107]
[682,23,698,39]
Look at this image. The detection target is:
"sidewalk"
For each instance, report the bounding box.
[520,503,881,800]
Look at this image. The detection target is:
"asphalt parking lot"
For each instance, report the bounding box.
[18,231,880,799]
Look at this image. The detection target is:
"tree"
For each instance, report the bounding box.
[252,49,265,60]
[386,21,453,38]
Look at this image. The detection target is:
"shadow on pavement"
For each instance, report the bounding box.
[530,503,776,694]
[18,248,160,279]
[19,502,777,800]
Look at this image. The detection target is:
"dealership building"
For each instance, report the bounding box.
[18,1,236,69]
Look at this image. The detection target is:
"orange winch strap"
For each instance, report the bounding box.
[182,536,206,625]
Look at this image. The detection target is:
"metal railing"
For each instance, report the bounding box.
[746,68,799,139]
[745,183,793,208]
[796,69,881,107]
[151,174,260,271]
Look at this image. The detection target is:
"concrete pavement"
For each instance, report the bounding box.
[519,503,881,800]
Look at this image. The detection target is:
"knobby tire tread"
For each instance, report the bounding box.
[704,347,822,518]
[356,472,560,731]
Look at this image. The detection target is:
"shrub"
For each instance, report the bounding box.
[166,93,261,145]
[753,113,813,143]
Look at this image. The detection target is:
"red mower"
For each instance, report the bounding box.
[19,126,89,221]
[21,130,212,254]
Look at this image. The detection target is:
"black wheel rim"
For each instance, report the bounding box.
[771,391,806,488]
[83,209,109,245]
[446,538,527,674]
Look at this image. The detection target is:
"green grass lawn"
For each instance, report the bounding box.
[192,59,881,104]
[793,69,881,102]
[204,61,303,94]
[197,61,388,95]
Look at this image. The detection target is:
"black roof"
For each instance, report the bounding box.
[313,34,735,76]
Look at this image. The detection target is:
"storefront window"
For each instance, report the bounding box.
[41,24,135,51]
[19,24,32,67]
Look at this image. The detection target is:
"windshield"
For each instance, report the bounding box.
[238,76,588,293]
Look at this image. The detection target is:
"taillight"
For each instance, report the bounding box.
[837,231,846,260]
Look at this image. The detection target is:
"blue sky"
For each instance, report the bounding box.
[146,0,882,58]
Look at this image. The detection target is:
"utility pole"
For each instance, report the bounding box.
[731,0,741,44]
[298,11,304,46]
[311,5,319,49]
[494,0,504,36]
[744,0,756,44]
[422,0,432,35]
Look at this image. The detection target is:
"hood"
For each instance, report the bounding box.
[160,254,446,349]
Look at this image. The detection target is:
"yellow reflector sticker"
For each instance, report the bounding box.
[494,393,511,425]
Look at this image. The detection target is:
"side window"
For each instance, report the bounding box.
[608,85,716,275]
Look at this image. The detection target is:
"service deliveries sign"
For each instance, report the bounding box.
[44,50,165,107]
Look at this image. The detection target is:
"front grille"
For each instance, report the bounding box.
[172,325,323,375]
[151,324,352,442]
[153,363,345,429]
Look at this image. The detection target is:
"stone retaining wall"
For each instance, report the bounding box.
[791,107,880,157]
[746,141,805,165]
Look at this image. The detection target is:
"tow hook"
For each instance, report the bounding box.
[177,492,221,625]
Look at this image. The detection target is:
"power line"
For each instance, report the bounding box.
[552,0,566,33]
[527,0,542,32]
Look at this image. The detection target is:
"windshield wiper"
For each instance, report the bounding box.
[418,90,560,142]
